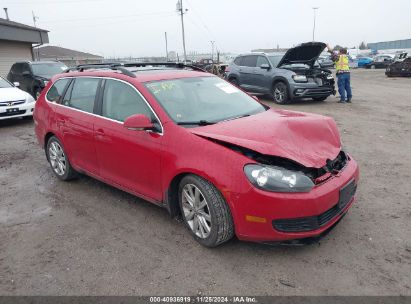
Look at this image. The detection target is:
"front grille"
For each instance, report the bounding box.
[272,180,357,233]
[0,100,25,107]
[0,110,26,117]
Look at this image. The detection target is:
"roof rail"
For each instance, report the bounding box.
[64,63,136,78]
[123,62,206,73]
[63,62,206,78]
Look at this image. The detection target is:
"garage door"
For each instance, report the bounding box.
[0,40,33,77]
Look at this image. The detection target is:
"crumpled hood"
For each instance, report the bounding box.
[277,42,327,68]
[189,109,341,168]
[0,87,30,102]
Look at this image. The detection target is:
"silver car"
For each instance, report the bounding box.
[225,42,336,104]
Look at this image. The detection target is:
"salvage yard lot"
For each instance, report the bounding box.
[0,69,410,295]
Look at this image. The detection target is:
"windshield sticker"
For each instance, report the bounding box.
[215,82,240,94]
[147,82,177,95]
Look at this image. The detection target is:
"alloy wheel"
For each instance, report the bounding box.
[49,141,67,176]
[274,86,285,102]
[181,184,212,239]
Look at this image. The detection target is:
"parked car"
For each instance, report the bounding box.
[34,63,359,247]
[0,76,36,120]
[386,56,411,77]
[365,54,394,69]
[7,61,68,99]
[225,42,336,104]
[356,56,373,68]
[317,55,334,68]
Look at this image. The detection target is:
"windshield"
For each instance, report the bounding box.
[268,55,283,67]
[145,76,266,125]
[0,77,13,88]
[32,62,68,77]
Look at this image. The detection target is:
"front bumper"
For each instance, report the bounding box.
[0,102,35,120]
[232,157,359,242]
[291,85,336,99]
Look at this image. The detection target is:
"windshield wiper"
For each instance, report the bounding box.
[221,114,251,122]
[177,120,216,126]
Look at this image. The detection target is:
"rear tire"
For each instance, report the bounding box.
[272,82,290,104]
[46,136,78,181]
[370,65,376,69]
[178,175,234,247]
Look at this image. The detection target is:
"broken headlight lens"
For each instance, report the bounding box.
[244,164,314,193]
[292,75,308,83]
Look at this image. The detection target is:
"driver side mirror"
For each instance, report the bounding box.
[124,114,157,132]
[13,82,20,87]
[260,63,270,70]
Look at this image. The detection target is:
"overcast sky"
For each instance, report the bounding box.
[2,0,411,58]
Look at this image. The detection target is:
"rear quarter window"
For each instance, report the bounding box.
[62,78,100,113]
[46,78,71,103]
[234,57,243,66]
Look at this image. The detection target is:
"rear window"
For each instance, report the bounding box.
[46,78,71,103]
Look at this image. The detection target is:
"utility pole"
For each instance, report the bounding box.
[3,8,9,20]
[165,32,169,62]
[176,0,188,62]
[312,7,319,41]
[210,41,215,62]
[32,10,39,27]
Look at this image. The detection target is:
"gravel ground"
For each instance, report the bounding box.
[0,69,410,296]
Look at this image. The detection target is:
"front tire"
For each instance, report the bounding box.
[46,136,77,181]
[272,82,290,104]
[178,175,234,247]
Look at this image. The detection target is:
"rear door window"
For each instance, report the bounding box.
[46,78,71,103]
[62,78,100,113]
[101,79,152,122]
[242,56,257,67]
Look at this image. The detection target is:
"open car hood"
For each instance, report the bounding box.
[188,109,341,168]
[277,42,327,68]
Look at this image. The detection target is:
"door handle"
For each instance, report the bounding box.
[95,129,105,136]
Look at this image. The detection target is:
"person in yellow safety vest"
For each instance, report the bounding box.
[327,45,352,103]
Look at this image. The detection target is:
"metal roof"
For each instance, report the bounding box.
[37,46,104,60]
[0,18,49,44]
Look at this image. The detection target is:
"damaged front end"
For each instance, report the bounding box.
[206,137,349,189]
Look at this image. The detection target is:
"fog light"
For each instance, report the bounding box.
[295,89,305,96]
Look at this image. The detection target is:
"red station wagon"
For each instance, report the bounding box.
[34,63,359,247]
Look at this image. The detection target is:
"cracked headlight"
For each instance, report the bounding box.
[244,164,314,193]
[292,75,308,83]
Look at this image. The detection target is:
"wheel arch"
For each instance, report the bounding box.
[271,76,290,90]
[271,76,291,100]
[164,170,232,219]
